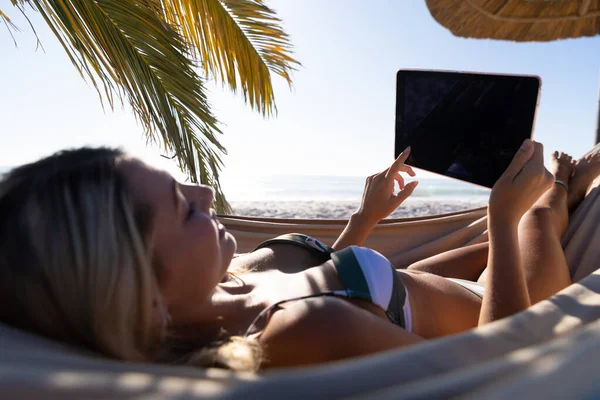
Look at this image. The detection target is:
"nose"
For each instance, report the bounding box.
[198,185,215,210]
[182,184,214,211]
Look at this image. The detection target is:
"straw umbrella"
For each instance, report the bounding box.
[426,0,600,42]
[425,0,600,143]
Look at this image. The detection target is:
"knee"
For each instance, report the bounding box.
[527,206,553,219]
[406,262,422,271]
[523,206,555,226]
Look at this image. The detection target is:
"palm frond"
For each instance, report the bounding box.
[158,0,300,115]
[0,9,11,23]
[5,2,45,50]
[1,6,19,43]
[26,0,231,212]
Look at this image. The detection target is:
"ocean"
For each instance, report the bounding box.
[0,166,489,218]
[222,174,490,219]
[221,174,491,203]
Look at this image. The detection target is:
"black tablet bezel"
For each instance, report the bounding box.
[395,69,541,188]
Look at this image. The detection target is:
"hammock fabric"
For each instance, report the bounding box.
[1,147,600,398]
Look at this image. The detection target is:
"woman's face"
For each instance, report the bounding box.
[122,159,236,323]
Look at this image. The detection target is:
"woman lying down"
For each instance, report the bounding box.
[1,140,599,371]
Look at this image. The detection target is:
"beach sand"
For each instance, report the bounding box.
[230,199,488,219]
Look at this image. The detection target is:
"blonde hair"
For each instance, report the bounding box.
[0,148,260,370]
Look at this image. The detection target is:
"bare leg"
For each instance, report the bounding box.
[519,152,600,304]
[407,152,600,285]
[568,152,600,212]
[541,151,575,237]
[407,242,488,281]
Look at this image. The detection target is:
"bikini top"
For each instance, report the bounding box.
[244,234,411,337]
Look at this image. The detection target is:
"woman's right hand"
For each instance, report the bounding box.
[354,147,417,227]
[489,140,553,224]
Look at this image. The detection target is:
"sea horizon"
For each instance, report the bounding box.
[221,174,490,202]
[1,166,490,204]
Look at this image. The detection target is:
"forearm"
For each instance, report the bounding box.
[333,213,377,250]
[478,214,530,326]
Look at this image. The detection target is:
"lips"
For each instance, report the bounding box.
[212,210,226,238]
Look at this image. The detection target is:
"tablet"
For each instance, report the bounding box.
[395,69,541,188]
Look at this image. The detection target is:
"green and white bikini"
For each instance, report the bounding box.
[244,234,413,337]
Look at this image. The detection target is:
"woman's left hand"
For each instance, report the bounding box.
[355,147,418,226]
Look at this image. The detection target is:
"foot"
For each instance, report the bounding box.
[549,151,575,184]
[568,152,600,211]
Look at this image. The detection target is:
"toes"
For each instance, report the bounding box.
[554,151,574,165]
[554,151,575,163]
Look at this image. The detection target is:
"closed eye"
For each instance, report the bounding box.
[186,201,197,221]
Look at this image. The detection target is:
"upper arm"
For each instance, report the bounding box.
[258,297,423,368]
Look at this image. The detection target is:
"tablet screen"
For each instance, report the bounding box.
[395,70,540,188]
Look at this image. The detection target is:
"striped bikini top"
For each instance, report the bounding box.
[244,234,411,337]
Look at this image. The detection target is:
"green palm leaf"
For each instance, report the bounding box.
[158,0,300,115]
[22,0,232,211]
[5,0,299,213]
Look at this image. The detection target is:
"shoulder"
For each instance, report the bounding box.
[258,296,422,368]
[258,296,360,367]
[273,295,366,334]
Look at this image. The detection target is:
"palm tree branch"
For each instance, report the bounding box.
[27,0,230,209]
[0,8,12,24]
[157,0,300,115]
[1,8,18,46]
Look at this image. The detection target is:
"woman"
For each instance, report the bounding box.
[0,141,598,371]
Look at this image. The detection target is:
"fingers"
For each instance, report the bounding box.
[515,142,548,184]
[513,142,553,198]
[386,146,411,178]
[398,165,416,176]
[394,174,405,190]
[530,141,544,166]
[504,139,535,180]
[394,180,419,204]
[519,141,546,180]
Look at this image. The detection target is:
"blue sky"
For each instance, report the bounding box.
[1,1,599,184]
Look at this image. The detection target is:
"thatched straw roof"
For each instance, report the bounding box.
[426,0,600,42]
